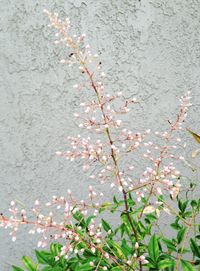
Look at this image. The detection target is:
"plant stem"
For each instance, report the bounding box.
[175,216,193,271]
[83,66,143,271]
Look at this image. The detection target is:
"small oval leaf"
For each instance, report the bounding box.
[187,128,200,144]
[143,205,156,214]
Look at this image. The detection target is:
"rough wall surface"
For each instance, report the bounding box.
[0,0,200,269]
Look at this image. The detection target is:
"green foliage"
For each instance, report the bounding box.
[11,185,200,271]
[12,188,200,271]
[12,267,24,271]
[22,256,38,271]
[190,239,200,258]
[181,260,196,271]
[148,235,159,264]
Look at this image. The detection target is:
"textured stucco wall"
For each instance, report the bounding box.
[0,0,200,269]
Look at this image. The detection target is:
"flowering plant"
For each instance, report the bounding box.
[1,10,200,271]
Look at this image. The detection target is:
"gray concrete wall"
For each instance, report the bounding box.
[0,0,200,269]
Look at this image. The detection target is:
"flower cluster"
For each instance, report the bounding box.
[44,9,191,204]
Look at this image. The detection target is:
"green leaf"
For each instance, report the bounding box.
[119,223,126,237]
[12,266,24,271]
[111,267,122,271]
[107,240,125,259]
[76,263,95,271]
[22,256,37,271]
[190,238,200,258]
[72,210,86,227]
[99,202,113,213]
[177,227,186,244]
[102,219,111,232]
[113,196,118,204]
[83,249,96,258]
[191,200,197,209]
[148,235,159,262]
[121,239,132,257]
[162,238,177,252]
[35,250,52,265]
[50,243,61,257]
[120,213,132,235]
[184,211,192,218]
[137,221,150,236]
[158,259,175,269]
[86,215,95,226]
[41,268,53,271]
[181,260,196,271]
[144,214,157,225]
[178,199,189,214]
[171,218,182,230]
[46,268,62,271]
